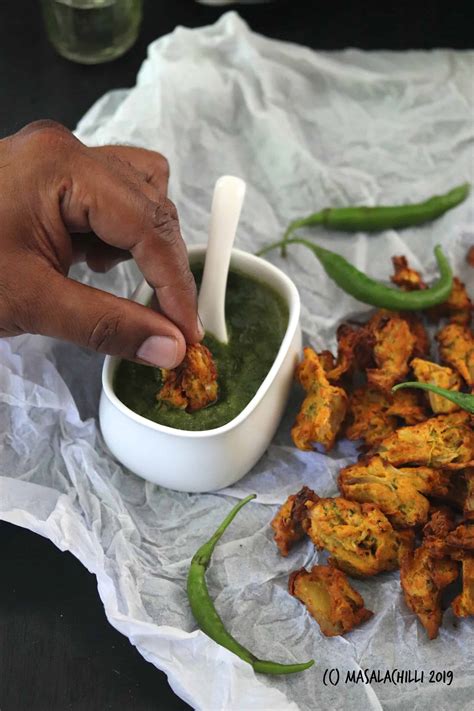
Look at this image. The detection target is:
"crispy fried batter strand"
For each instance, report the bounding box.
[375,412,474,469]
[271,486,319,556]
[305,497,401,577]
[391,256,427,292]
[428,277,472,326]
[437,323,474,387]
[292,348,348,451]
[400,544,458,639]
[319,324,361,382]
[338,456,432,528]
[411,357,461,414]
[289,565,373,636]
[364,311,416,393]
[157,344,218,413]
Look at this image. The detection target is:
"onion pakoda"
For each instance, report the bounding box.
[271,486,319,556]
[375,412,474,469]
[304,497,401,577]
[292,348,348,451]
[437,323,474,388]
[289,565,373,636]
[364,311,416,393]
[157,343,218,413]
[411,357,461,414]
[400,542,458,640]
[338,456,435,528]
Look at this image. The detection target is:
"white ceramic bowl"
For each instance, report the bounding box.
[99,244,301,492]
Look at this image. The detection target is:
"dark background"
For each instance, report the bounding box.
[0,1,472,710]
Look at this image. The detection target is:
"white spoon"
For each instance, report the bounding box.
[197,175,246,344]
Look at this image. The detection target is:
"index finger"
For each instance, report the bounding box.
[61,150,203,344]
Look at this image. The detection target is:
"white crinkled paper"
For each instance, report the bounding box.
[2,12,474,710]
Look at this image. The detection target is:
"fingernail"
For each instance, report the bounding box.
[136,336,178,368]
[197,313,205,339]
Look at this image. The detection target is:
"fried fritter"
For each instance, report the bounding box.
[385,388,427,424]
[375,412,474,470]
[446,521,474,553]
[428,277,472,326]
[289,565,373,636]
[400,544,458,639]
[338,456,431,528]
[364,311,416,393]
[437,323,474,388]
[305,497,401,577]
[391,255,427,292]
[452,556,474,617]
[464,468,474,521]
[345,386,397,448]
[319,324,361,383]
[403,314,431,358]
[271,486,319,556]
[411,357,461,414]
[157,343,218,413]
[292,348,348,451]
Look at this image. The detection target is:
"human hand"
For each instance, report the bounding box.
[0,120,203,367]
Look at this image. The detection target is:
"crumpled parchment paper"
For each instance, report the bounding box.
[1,12,473,711]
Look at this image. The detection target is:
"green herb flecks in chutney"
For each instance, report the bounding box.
[114,267,289,431]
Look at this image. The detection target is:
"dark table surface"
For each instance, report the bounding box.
[0,1,472,710]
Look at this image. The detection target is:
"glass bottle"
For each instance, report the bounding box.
[41,0,143,65]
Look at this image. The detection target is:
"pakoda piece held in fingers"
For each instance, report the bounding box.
[271,486,319,556]
[411,358,462,414]
[437,323,474,388]
[157,343,218,413]
[292,348,348,451]
[391,255,427,292]
[364,311,416,393]
[289,565,373,637]
[452,556,474,617]
[428,277,472,326]
[375,412,474,469]
[304,497,401,577]
[338,456,432,528]
[400,544,458,640]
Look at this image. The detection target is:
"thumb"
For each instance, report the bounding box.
[32,270,186,368]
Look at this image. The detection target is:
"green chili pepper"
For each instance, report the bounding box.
[187,494,314,675]
[258,238,452,311]
[392,382,474,413]
[281,183,470,256]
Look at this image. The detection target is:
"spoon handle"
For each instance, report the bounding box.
[198,176,246,343]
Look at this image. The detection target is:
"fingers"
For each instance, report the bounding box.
[30,266,186,367]
[71,233,132,272]
[91,145,170,197]
[60,151,202,343]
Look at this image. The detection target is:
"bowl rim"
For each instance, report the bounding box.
[101,244,300,438]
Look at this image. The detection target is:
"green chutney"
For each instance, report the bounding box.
[114,267,289,431]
